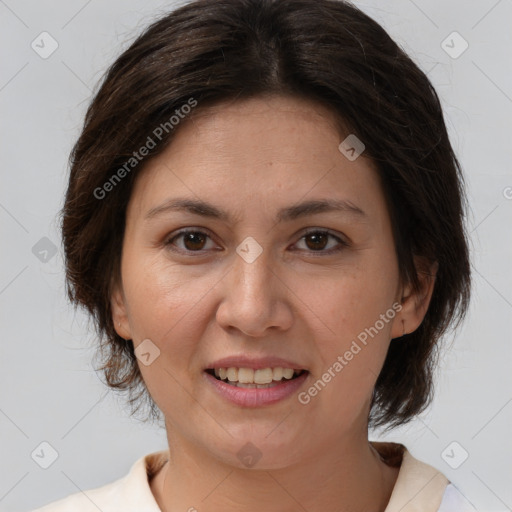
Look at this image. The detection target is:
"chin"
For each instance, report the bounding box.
[207,428,308,471]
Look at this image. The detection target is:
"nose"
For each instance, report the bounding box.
[215,248,294,337]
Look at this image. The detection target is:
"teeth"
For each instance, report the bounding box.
[235,382,276,389]
[227,367,239,382]
[273,367,283,380]
[210,366,302,384]
[282,368,294,380]
[237,368,253,383]
[254,368,273,384]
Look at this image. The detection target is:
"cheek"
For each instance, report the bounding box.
[313,266,396,334]
[121,250,222,364]
[300,276,397,424]
[122,255,217,406]
[304,257,398,374]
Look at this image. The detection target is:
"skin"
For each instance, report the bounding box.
[111,95,437,512]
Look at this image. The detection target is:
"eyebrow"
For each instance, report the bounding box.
[144,197,367,223]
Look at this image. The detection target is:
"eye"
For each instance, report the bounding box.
[164,228,349,255]
[164,229,218,253]
[293,229,349,254]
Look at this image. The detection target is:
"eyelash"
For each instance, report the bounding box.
[163,228,349,256]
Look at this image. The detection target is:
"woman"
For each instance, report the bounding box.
[33,0,474,510]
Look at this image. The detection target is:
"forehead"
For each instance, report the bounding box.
[127,95,387,225]
[174,95,347,166]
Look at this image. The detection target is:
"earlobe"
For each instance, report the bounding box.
[110,282,131,340]
[392,258,438,339]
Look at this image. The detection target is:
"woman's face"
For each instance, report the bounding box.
[112,95,423,469]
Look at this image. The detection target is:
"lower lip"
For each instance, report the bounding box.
[204,371,309,407]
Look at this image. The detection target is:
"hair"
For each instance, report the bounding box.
[61,0,471,430]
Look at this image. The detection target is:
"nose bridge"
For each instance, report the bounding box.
[215,241,292,335]
[231,243,274,304]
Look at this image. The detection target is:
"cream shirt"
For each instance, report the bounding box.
[30,442,477,512]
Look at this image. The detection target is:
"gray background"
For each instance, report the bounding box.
[1,0,511,510]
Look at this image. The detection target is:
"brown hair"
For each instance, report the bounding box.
[61,0,471,429]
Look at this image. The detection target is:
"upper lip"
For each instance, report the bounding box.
[206,356,308,372]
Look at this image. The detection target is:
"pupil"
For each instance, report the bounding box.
[306,233,327,250]
[184,232,205,250]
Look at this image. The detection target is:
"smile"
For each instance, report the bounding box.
[206,367,306,388]
[204,368,309,407]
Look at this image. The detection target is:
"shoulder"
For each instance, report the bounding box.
[438,483,478,512]
[29,450,168,512]
[372,441,478,512]
[372,441,473,512]
[384,444,449,511]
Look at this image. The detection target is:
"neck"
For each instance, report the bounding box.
[151,432,400,512]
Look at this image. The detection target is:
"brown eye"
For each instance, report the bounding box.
[182,232,207,250]
[304,232,329,251]
[294,230,348,254]
[165,230,216,253]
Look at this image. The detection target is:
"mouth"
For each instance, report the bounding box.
[204,367,308,388]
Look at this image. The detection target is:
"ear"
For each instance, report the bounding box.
[391,257,438,338]
[110,280,132,340]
